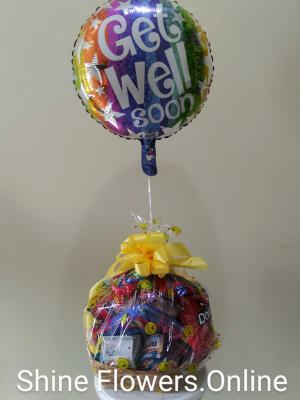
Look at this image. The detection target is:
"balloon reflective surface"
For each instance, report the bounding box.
[73,0,213,175]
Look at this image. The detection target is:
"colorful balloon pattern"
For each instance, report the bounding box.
[73,0,213,175]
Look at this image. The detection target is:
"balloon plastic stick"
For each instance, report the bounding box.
[141,139,157,177]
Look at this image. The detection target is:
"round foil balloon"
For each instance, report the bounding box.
[72,0,213,176]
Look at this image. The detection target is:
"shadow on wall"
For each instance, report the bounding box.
[58,160,227,374]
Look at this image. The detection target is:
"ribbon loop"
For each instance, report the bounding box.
[101,232,208,283]
[135,261,152,277]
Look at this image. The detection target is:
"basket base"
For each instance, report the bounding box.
[95,367,208,400]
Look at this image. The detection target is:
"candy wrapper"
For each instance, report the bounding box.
[83,217,220,387]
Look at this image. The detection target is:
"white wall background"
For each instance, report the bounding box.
[1,0,299,399]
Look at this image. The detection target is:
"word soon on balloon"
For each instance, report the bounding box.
[131,93,194,129]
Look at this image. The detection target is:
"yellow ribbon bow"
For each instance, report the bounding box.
[102,232,208,283]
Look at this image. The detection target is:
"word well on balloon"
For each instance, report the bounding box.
[98,5,194,130]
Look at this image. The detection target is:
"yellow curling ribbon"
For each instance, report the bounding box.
[89,233,207,296]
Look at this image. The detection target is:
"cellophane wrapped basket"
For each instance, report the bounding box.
[83,219,220,391]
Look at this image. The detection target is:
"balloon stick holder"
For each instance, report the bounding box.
[141,139,157,177]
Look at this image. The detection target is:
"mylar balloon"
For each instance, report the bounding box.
[72,0,213,176]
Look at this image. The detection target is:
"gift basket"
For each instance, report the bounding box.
[73,0,220,392]
[83,217,220,391]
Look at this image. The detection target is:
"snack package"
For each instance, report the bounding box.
[101,336,142,369]
[84,271,219,374]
